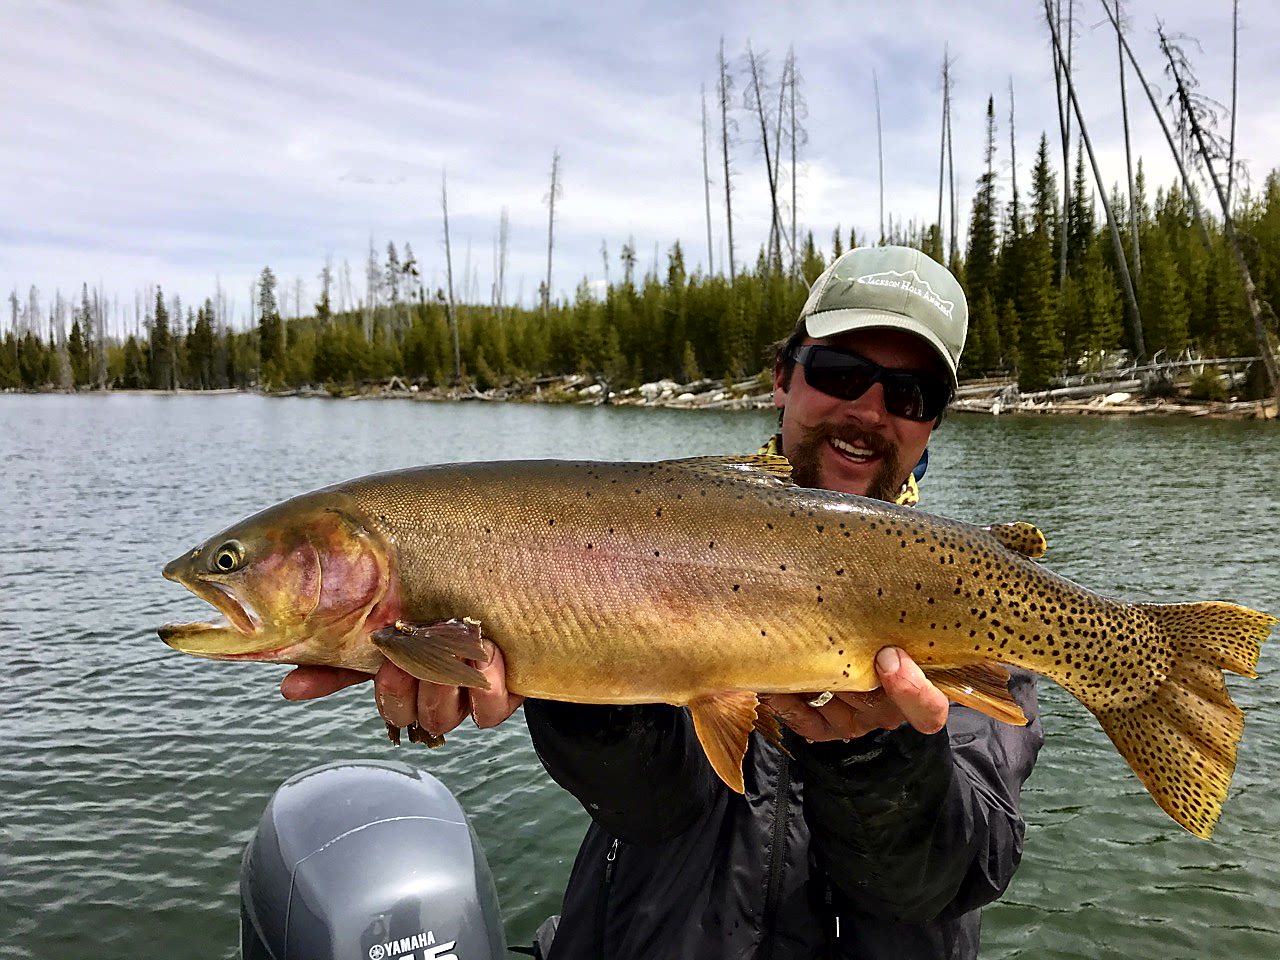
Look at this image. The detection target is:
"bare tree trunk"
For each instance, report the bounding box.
[771,54,788,272]
[543,148,562,316]
[1100,1,1213,252]
[937,49,948,253]
[1043,0,1145,358]
[495,208,509,320]
[1115,0,1142,292]
[874,68,885,245]
[1008,78,1020,233]
[1226,0,1239,211]
[1158,25,1280,410]
[946,72,957,265]
[441,169,461,384]
[701,84,715,276]
[789,48,798,282]
[1053,0,1075,286]
[746,43,786,273]
[718,37,736,284]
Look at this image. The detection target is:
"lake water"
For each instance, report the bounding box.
[1,394,1278,959]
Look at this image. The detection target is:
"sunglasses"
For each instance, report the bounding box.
[789,344,951,422]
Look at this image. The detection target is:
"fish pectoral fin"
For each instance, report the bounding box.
[371,617,492,690]
[925,663,1028,725]
[982,521,1048,559]
[688,691,761,794]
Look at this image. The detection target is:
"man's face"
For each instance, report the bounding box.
[772,328,944,500]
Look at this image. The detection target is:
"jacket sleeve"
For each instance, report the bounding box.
[798,669,1043,922]
[523,699,722,845]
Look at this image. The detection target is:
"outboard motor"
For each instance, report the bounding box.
[240,759,507,960]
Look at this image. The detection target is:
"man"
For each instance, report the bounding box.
[284,245,1043,959]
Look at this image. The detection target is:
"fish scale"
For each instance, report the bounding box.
[160,455,1274,838]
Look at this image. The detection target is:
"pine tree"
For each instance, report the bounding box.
[1017,217,1061,391]
[257,266,283,386]
[149,288,174,390]
[68,315,90,387]
[122,335,147,388]
[1066,141,1095,276]
[961,96,1000,377]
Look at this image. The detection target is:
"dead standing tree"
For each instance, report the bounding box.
[1099,0,1213,254]
[1158,24,1280,411]
[1042,0,1146,359]
[543,148,562,317]
[1052,0,1075,287]
[1113,0,1142,293]
[718,38,737,284]
[701,84,715,276]
[745,43,788,274]
[440,169,461,384]
[874,69,886,245]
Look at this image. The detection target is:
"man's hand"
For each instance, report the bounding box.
[760,647,949,742]
[280,641,524,736]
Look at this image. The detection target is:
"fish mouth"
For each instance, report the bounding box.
[158,617,304,661]
[159,566,281,657]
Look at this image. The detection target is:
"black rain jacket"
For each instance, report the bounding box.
[524,666,1042,960]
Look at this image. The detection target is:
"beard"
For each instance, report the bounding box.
[785,423,905,501]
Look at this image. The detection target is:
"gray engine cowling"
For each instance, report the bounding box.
[240,759,506,960]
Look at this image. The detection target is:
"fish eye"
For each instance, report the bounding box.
[212,541,245,573]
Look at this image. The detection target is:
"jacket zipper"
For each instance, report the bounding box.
[594,837,619,960]
[758,741,792,960]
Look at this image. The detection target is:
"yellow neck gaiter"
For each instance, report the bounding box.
[758,434,920,507]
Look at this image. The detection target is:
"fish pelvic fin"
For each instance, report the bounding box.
[371,617,492,689]
[924,663,1028,725]
[1097,601,1275,839]
[982,521,1048,559]
[689,691,764,794]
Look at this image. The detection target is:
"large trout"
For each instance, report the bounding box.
[159,456,1274,838]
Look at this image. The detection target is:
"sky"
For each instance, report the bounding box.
[3,0,1277,332]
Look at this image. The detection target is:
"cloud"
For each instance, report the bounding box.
[2,0,1276,326]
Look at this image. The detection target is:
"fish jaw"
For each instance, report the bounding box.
[158,616,299,660]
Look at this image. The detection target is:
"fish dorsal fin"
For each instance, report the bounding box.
[924,663,1028,725]
[983,521,1047,559]
[667,454,794,486]
[688,691,762,793]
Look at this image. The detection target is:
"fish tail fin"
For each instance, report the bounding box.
[1095,601,1274,839]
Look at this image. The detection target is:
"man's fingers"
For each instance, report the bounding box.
[418,680,468,736]
[875,647,949,735]
[374,660,421,729]
[280,665,371,701]
[469,642,524,729]
[761,693,849,741]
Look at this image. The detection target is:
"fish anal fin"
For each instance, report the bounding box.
[689,691,761,794]
[925,663,1028,725]
[668,455,794,485]
[983,521,1047,559]
[371,617,492,689]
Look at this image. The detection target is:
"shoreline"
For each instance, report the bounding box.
[5,376,1276,421]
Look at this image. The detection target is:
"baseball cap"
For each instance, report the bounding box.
[797,245,968,386]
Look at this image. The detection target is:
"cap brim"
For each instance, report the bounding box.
[804,308,958,388]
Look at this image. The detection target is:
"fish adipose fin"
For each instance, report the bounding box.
[689,691,764,794]
[371,617,492,689]
[982,521,1048,559]
[1095,601,1275,839]
[925,663,1028,725]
